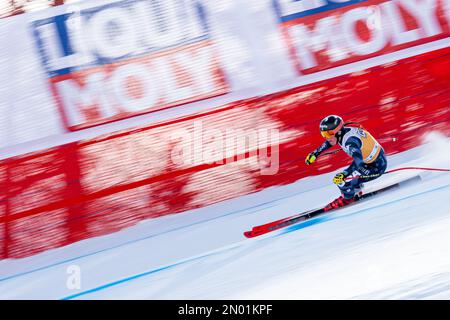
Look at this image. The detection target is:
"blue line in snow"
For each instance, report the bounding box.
[61,243,244,300]
[61,182,450,300]
[62,265,176,300]
[0,185,317,282]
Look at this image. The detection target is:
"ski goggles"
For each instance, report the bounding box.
[320,130,337,139]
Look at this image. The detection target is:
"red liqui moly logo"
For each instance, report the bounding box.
[32,0,229,131]
[273,0,450,74]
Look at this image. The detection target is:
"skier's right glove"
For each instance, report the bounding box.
[305,152,317,165]
[332,172,348,185]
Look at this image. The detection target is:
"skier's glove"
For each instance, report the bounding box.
[333,172,347,185]
[305,152,317,165]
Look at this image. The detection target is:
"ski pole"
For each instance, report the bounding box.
[322,149,342,156]
[282,149,342,167]
[345,166,450,181]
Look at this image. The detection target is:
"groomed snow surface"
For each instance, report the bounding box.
[0,133,449,300]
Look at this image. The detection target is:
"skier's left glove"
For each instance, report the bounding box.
[333,172,348,185]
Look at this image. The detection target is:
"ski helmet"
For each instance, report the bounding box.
[320,115,344,139]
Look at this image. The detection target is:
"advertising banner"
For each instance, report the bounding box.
[273,0,450,74]
[32,0,229,130]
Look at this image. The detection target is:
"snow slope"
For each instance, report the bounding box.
[0,133,449,300]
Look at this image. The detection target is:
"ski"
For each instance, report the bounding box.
[243,183,400,238]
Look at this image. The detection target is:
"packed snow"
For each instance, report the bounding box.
[0,133,449,299]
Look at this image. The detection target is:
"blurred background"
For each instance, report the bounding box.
[0,0,449,260]
[0,0,88,18]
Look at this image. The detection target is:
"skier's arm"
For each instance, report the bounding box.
[305,140,332,165]
[315,140,333,156]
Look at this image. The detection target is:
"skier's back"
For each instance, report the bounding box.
[305,115,387,210]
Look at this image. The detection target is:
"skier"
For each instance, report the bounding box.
[305,115,387,210]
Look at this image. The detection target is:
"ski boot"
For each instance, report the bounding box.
[324,195,356,212]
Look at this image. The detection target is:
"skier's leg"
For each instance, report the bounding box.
[358,151,388,184]
[337,151,387,199]
[325,178,360,210]
[337,175,362,199]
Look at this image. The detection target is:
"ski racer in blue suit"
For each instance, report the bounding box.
[305,115,388,210]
